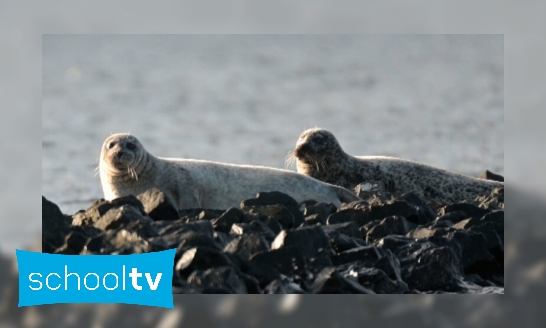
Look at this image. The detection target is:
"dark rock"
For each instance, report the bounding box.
[179,208,224,222]
[338,263,408,294]
[402,246,463,291]
[250,248,314,278]
[377,235,464,291]
[304,202,337,224]
[93,205,154,231]
[97,228,166,254]
[175,232,222,258]
[213,231,236,248]
[245,205,295,230]
[304,214,325,226]
[327,208,367,225]
[272,226,333,258]
[311,267,374,294]
[468,222,504,254]
[136,188,179,221]
[263,217,283,235]
[42,196,71,249]
[328,200,433,226]
[365,216,415,243]
[224,234,270,260]
[155,219,214,248]
[230,221,276,242]
[211,207,243,233]
[241,191,304,227]
[396,192,437,221]
[332,246,384,266]
[263,279,289,294]
[480,170,504,182]
[241,261,282,289]
[439,203,491,220]
[175,247,236,279]
[55,226,103,254]
[321,222,361,239]
[435,210,469,224]
[73,195,147,226]
[328,233,367,253]
[188,266,247,294]
[368,200,434,225]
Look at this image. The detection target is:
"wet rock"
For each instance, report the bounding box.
[245,205,295,230]
[241,191,304,227]
[480,170,504,182]
[365,216,415,244]
[230,221,276,242]
[224,234,270,260]
[136,188,179,221]
[188,266,248,294]
[211,208,243,233]
[311,267,374,294]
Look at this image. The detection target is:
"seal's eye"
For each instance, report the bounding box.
[126,142,136,151]
[107,142,115,149]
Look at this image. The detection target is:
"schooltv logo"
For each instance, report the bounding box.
[16,249,176,308]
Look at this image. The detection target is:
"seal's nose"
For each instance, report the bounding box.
[115,150,125,159]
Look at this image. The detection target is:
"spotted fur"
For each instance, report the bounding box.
[293,128,503,204]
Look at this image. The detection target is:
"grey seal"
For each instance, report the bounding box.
[99,133,361,210]
[289,128,504,204]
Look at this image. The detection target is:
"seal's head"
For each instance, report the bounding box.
[100,133,147,180]
[291,128,345,175]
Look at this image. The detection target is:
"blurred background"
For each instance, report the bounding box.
[2,0,546,327]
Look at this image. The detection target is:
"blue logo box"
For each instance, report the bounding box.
[16,249,176,308]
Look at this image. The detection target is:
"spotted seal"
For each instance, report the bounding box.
[99,133,361,210]
[289,128,503,204]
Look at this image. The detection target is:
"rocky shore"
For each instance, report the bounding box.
[42,174,504,294]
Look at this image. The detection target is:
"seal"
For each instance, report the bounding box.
[289,128,504,204]
[99,133,361,210]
